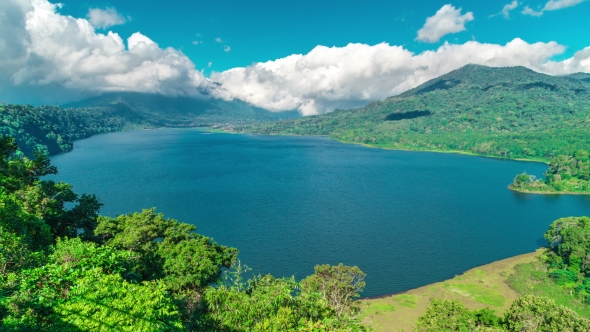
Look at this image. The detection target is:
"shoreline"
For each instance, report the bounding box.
[217,129,550,164]
[358,251,542,301]
[508,186,590,195]
[360,251,542,331]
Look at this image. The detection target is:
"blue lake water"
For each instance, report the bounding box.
[48,129,590,297]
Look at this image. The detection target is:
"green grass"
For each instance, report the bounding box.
[391,294,419,308]
[444,283,506,307]
[363,303,397,316]
[507,260,590,318]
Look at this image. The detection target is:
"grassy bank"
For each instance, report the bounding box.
[360,250,548,331]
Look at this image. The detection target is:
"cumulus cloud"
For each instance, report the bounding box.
[215,37,223,43]
[224,45,231,52]
[210,39,590,115]
[523,0,586,15]
[416,4,474,43]
[492,1,519,18]
[0,0,212,104]
[87,7,126,29]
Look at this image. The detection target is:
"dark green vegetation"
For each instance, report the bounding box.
[1,93,298,156]
[0,103,133,156]
[414,295,589,331]
[511,150,590,193]
[239,65,590,161]
[0,137,365,331]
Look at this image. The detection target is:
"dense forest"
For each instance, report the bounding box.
[0,103,149,156]
[511,150,590,193]
[239,65,590,162]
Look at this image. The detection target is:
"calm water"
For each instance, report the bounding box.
[48,129,590,297]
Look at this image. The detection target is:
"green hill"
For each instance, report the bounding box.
[241,64,590,161]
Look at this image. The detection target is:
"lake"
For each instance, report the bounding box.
[48,129,590,297]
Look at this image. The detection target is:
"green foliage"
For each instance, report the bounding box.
[204,264,367,331]
[300,263,366,318]
[0,104,133,156]
[95,208,237,290]
[503,295,589,332]
[414,298,497,331]
[510,152,590,193]
[416,295,589,332]
[1,238,182,331]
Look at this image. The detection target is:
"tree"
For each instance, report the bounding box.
[94,209,238,329]
[300,263,366,318]
[503,295,588,332]
[512,173,531,187]
[1,238,182,331]
[414,299,479,332]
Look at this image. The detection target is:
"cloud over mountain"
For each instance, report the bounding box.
[211,39,590,115]
[1,0,590,115]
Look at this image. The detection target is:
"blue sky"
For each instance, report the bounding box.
[0,0,589,113]
[58,0,590,74]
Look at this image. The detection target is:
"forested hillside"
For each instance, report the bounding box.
[240,65,590,161]
[0,103,144,156]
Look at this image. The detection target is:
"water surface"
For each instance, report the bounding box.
[49,129,590,297]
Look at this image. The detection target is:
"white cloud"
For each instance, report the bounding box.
[192,40,203,45]
[544,0,585,10]
[0,0,212,104]
[208,62,213,68]
[210,39,590,115]
[416,5,474,43]
[523,0,586,15]
[224,45,231,52]
[493,1,519,18]
[215,37,223,43]
[87,7,126,29]
[522,6,544,16]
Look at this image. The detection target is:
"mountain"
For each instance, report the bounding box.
[239,64,590,160]
[63,92,300,126]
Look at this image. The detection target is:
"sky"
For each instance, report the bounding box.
[0,0,589,114]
